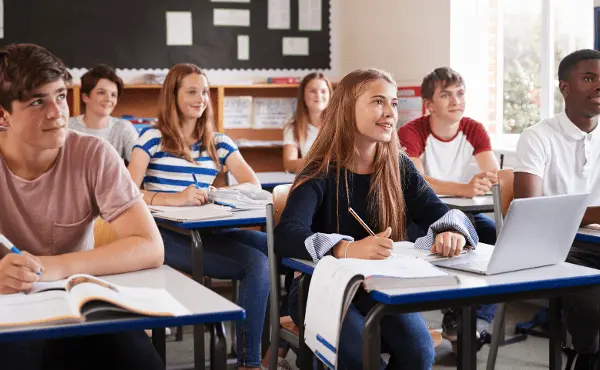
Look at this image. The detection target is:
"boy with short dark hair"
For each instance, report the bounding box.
[514,49,600,369]
[0,43,165,370]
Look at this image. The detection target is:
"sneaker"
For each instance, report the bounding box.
[144,327,172,337]
[261,357,293,370]
[442,309,458,342]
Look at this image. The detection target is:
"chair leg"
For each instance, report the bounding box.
[176,325,184,341]
[486,303,507,370]
[230,280,239,357]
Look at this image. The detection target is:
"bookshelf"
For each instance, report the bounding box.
[67,83,300,172]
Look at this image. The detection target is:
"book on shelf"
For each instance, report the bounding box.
[0,274,189,328]
[266,77,300,84]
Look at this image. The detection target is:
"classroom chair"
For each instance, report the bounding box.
[93,217,118,248]
[267,185,300,370]
[486,169,525,370]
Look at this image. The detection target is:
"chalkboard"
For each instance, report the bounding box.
[1,0,331,70]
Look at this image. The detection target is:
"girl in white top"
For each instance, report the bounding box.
[282,72,332,172]
[69,64,138,162]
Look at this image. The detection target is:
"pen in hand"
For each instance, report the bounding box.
[0,234,42,276]
[192,173,200,189]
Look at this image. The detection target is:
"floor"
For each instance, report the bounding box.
[163,300,565,370]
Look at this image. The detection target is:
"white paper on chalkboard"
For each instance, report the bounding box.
[282,37,309,56]
[299,0,321,31]
[268,0,290,30]
[237,35,250,60]
[214,9,250,27]
[166,12,193,46]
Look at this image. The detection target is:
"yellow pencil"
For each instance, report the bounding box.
[348,207,376,236]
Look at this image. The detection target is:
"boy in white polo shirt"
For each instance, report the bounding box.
[399,67,499,344]
[514,49,600,370]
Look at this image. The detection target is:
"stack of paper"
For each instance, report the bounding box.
[148,204,233,222]
[208,184,272,210]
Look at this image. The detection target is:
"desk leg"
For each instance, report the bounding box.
[152,327,167,368]
[363,303,387,370]
[298,274,313,370]
[210,322,227,370]
[549,298,562,370]
[191,229,206,370]
[457,306,477,370]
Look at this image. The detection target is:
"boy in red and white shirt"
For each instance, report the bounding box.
[399,67,499,342]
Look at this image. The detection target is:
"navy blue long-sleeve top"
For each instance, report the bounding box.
[275,155,453,262]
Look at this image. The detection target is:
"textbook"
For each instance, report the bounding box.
[0,274,189,328]
[148,203,233,222]
[304,250,459,368]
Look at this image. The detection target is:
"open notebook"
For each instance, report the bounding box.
[304,252,459,368]
[0,274,189,328]
[149,204,233,222]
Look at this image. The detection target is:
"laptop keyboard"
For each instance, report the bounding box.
[433,254,491,271]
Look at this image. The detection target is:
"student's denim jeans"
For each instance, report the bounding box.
[288,277,435,370]
[407,212,499,324]
[159,227,270,368]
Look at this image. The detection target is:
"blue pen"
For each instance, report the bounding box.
[192,173,199,189]
[0,234,41,275]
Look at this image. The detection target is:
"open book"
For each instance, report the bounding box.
[149,203,233,222]
[304,253,459,368]
[0,274,189,328]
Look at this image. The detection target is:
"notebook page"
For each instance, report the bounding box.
[304,256,358,369]
[0,291,80,327]
[338,257,449,279]
[69,283,190,317]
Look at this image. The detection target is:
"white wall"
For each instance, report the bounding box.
[338,0,451,86]
[595,0,600,7]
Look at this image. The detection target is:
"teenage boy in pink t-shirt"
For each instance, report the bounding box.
[0,43,165,370]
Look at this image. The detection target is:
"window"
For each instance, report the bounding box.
[482,0,593,147]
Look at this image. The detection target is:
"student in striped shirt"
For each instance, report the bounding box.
[128,64,270,370]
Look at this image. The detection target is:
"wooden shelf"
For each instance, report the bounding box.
[66,82,315,172]
[219,84,299,89]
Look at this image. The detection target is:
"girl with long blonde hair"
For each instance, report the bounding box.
[275,68,476,369]
[128,64,270,370]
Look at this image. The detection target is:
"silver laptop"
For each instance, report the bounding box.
[432,193,590,275]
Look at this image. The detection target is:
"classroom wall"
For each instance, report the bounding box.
[338,0,452,86]
[595,0,600,7]
[70,0,455,86]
